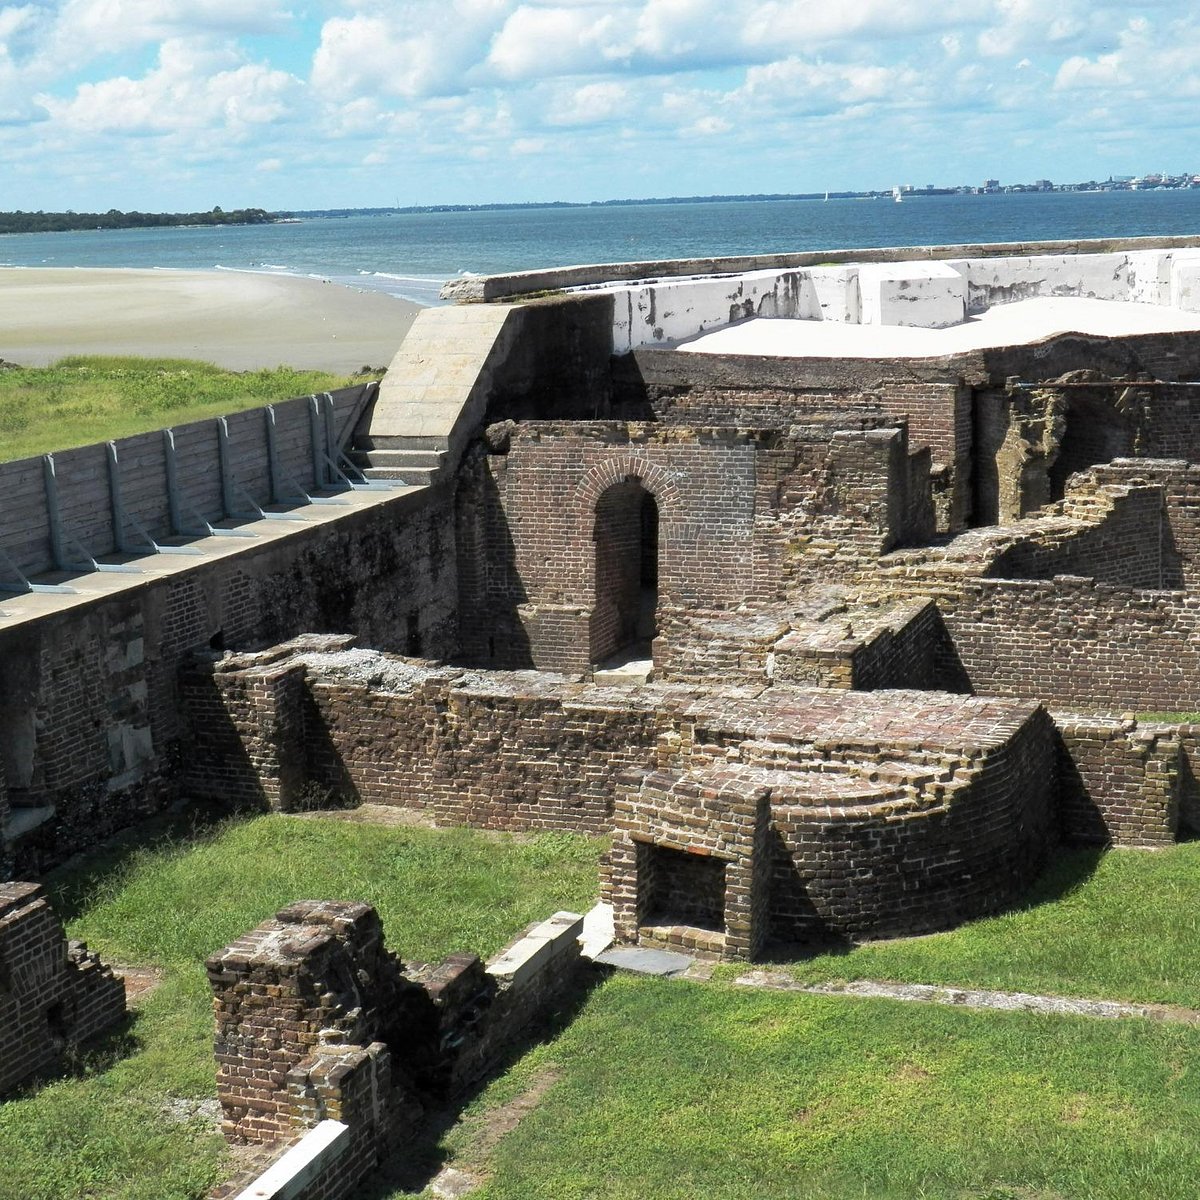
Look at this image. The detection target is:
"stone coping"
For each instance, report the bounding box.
[440,235,1200,302]
[283,642,1039,750]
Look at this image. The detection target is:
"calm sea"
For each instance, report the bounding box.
[2,191,1199,307]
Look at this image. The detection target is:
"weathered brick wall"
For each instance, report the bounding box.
[767,707,1057,943]
[873,576,1200,714]
[459,419,932,673]
[1089,459,1200,589]
[181,651,312,810]
[609,768,771,959]
[618,348,976,531]
[206,899,411,1143]
[1054,714,1182,845]
[985,484,1167,587]
[0,882,126,1095]
[301,668,656,833]
[0,485,456,878]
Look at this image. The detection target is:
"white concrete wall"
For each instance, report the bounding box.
[601,249,1200,353]
[1171,255,1200,312]
[950,251,1200,314]
[609,266,862,353]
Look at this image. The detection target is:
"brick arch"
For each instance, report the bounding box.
[573,455,682,521]
[577,456,679,666]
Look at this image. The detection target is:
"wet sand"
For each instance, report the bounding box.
[0,267,421,373]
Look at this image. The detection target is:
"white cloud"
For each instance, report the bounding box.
[487,6,626,80]
[48,0,292,61]
[546,80,629,124]
[37,37,300,133]
[312,3,503,99]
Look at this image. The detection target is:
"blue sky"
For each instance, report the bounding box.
[0,0,1196,211]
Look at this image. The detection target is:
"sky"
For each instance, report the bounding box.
[0,0,1197,212]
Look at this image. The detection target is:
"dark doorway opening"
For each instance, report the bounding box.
[639,842,727,932]
[591,479,658,665]
[1048,396,1135,502]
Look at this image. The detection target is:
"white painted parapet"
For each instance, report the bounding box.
[1170,253,1200,312]
[600,247,1200,353]
[610,266,863,354]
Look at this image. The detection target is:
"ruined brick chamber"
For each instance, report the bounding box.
[188,638,1058,953]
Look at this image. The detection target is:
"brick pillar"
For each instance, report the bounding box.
[1,882,125,1095]
[206,901,402,1143]
[182,654,308,810]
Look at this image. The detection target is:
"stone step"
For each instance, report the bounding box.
[359,465,438,485]
[347,445,448,487]
[355,433,450,452]
[347,448,444,470]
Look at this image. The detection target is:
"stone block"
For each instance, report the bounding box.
[858,262,967,329]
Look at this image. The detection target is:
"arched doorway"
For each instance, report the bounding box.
[590,478,659,665]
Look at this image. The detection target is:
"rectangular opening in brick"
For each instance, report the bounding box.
[640,843,727,932]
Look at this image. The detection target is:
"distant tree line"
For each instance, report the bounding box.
[0,207,275,235]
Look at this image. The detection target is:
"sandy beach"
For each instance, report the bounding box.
[0,267,421,373]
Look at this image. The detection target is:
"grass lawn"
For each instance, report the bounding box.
[425,842,1200,1200]
[453,973,1200,1200]
[8,827,1200,1200]
[0,356,357,462]
[757,844,1200,1009]
[0,812,603,1200]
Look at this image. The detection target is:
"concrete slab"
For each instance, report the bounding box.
[580,902,615,959]
[594,946,694,977]
[678,296,1200,360]
[592,657,654,685]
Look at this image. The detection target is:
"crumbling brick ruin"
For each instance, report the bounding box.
[206,900,583,1200]
[0,882,126,1094]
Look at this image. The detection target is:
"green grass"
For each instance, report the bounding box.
[421,844,1200,1200]
[0,356,357,462]
[754,845,1200,1008]
[0,812,603,1200]
[12,827,1200,1199]
[453,974,1200,1200]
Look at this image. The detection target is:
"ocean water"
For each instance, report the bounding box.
[1,190,1198,307]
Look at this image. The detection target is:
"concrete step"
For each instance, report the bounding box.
[356,434,449,452]
[347,448,444,470]
[347,445,448,487]
[360,465,438,485]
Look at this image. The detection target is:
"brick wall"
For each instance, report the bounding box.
[0,882,126,1095]
[1,482,456,877]
[458,419,932,674]
[206,902,584,1200]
